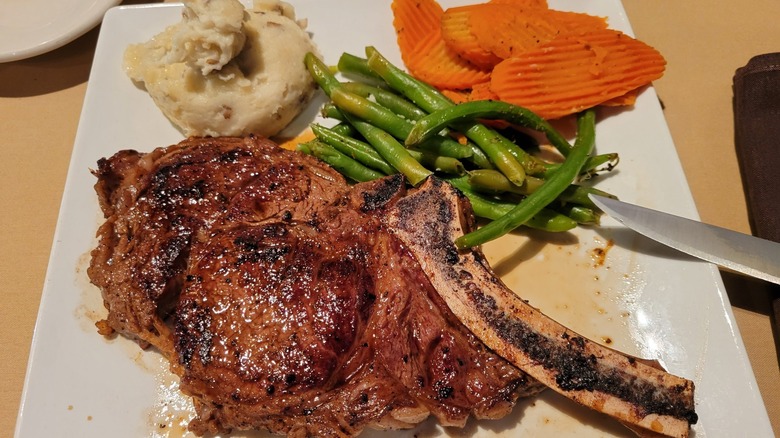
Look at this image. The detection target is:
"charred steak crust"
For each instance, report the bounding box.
[88,136,541,437]
[88,136,347,351]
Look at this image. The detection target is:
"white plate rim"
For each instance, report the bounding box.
[0,0,121,63]
[13,1,775,437]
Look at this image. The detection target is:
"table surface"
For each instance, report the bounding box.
[1,0,778,436]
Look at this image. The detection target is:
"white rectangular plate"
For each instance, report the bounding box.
[14,1,773,437]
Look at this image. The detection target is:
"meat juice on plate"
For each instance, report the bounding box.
[482,227,640,354]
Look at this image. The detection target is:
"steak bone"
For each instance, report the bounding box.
[384,177,697,438]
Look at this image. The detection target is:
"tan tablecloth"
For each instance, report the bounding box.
[1,0,778,436]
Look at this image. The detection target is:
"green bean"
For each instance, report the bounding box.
[543,152,620,177]
[331,88,410,139]
[330,88,473,159]
[342,113,432,186]
[468,169,617,209]
[365,47,452,112]
[337,52,384,83]
[556,205,600,225]
[414,136,476,160]
[525,208,579,232]
[315,106,446,179]
[336,52,498,168]
[364,47,533,180]
[477,127,549,176]
[495,127,539,150]
[455,109,597,248]
[465,143,495,169]
[339,56,494,164]
[338,54,493,166]
[363,48,570,160]
[306,53,473,160]
[321,102,346,120]
[341,82,428,121]
[298,140,384,182]
[583,152,620,176]
[457,123,528,185]
[329,121,357,137]
[308,50,610,235]
[311,124,396,175]
[468,169,544,195]
[305,52,341,95]
[408,150,465,175]
[406,99,574,158]
[447,177,576,232]
[558,185,617,209]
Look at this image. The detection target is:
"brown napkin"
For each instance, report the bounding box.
[733,53,780,360]
[733,53,780,243]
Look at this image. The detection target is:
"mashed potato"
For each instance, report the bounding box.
[124,0,320,137]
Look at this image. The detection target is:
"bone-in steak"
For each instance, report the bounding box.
[88,136,543,436]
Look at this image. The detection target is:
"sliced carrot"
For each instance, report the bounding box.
[440,88,471,104]
[276,129,316,151]
[468,4,562,60]
[391,0,663,119]
[547,10,608,32]
[469,81,500,101]
[489,0,548,8]
[405,27,492,90]
[441,82,497,104]
[490,29,666,119]
[392,0,444,66]
[440,5,503,69]
[601,88,639,107]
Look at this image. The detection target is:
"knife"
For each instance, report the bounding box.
[590,194,780,285]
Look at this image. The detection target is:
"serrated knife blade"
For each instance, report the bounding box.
[590,195,780,285]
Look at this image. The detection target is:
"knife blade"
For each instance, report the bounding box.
[590,194,780,285]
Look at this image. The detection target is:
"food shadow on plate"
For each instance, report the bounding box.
[488,228,580,279]
[279,91,331,138]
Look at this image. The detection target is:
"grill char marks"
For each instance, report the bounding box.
[176,221,374,406]
[89,137,540,437]
[88,136,346,352]
[384,177,697,438]
[176,176,540,436]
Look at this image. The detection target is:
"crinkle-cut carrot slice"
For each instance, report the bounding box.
[546,10,608,32]
[406,27,492,90]
[489,0,548,8]
[469,81,500,101]
[601,88,639,106]
[468,4,562,60]
[392,0,444,66]
[490,29,666,119]
[440,88,470,104]
[441,82,497,104]
[441,6,503,69]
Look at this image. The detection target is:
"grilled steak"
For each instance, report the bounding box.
[89,136,348,354]
[88,136,543,437]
